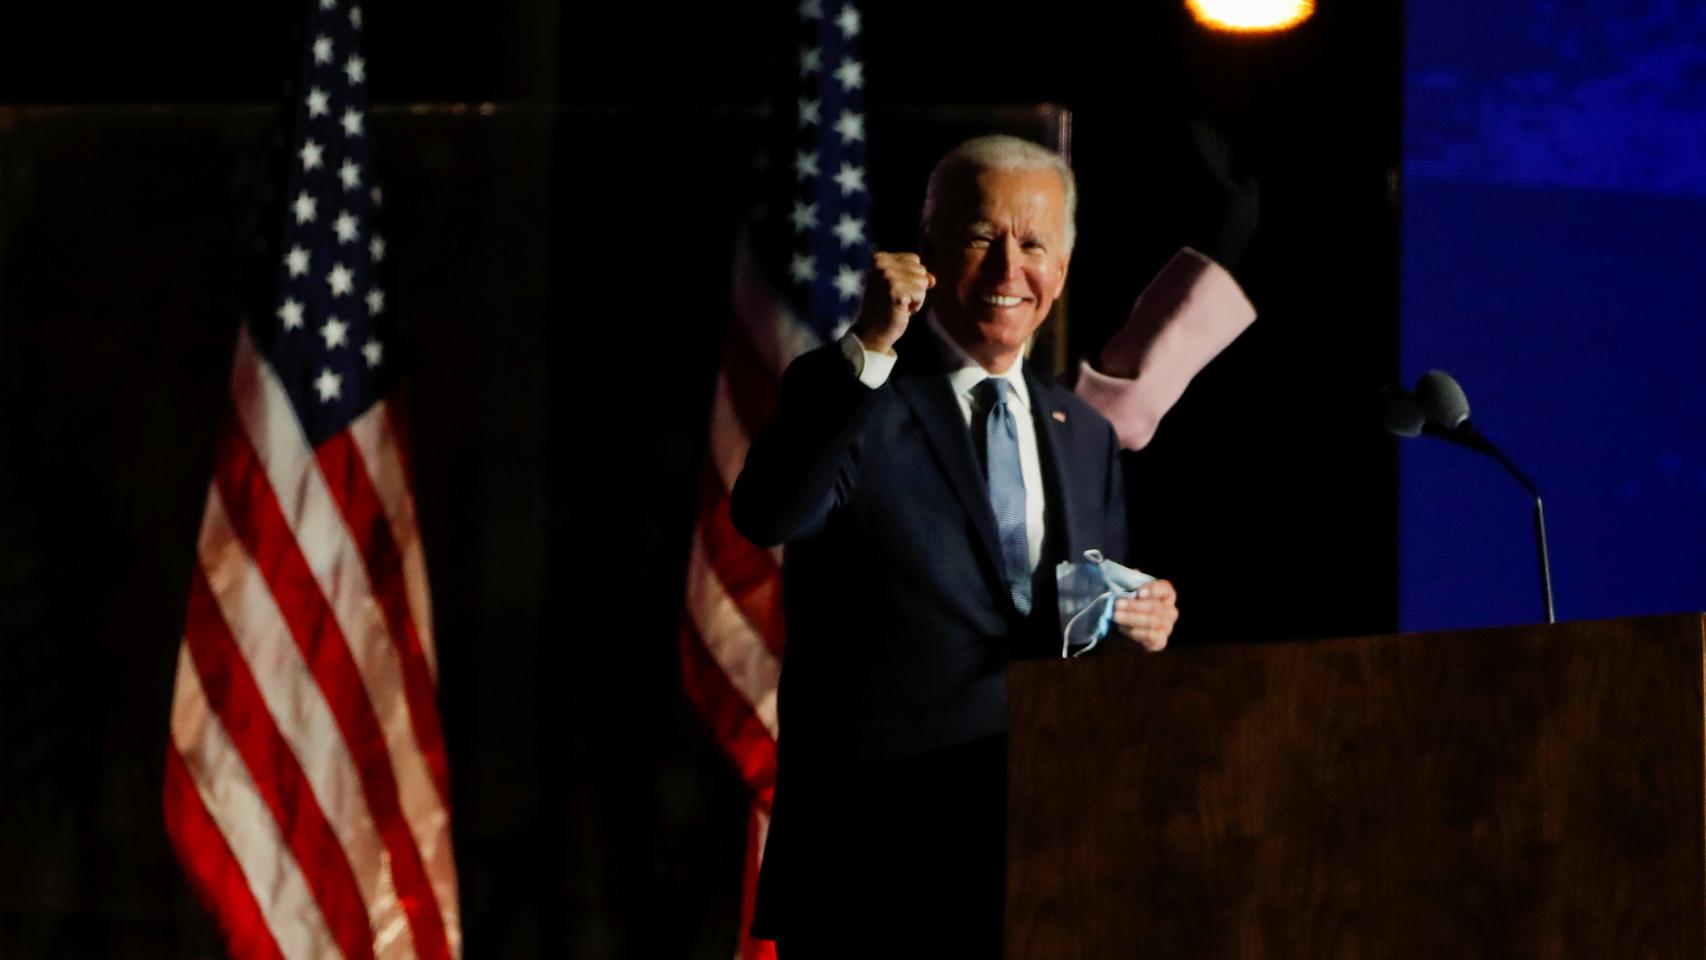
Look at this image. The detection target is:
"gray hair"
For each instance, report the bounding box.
[921,135,1078,251]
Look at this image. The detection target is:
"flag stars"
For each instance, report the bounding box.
[796,150,819,180]
[314,368,343,403]
[339,160,361,191]
[790,201,818,234]
[834,60,864,91]
[344,56,366,86]
[833,264,863,301]
[285,246,310,277]
[789,253,817,284]
[307,88,329,118]
[798,0,822,18]
[833,162,866,196]
[299,139,324,171]
[341,108,364,137]
[365,288,385,315]
[362,339,384,368]
[327,263,354,296]
[370,186,383,207]
[349,5,363,28]
[277,297,305,331]
[834,111,865,145]
[836,6,861,37]
[833,213,865,248]
[318,0,336,10]
[799,46,822,76]
[369,236,386,262]
[313,35,333,64]
[334,211,359,244]
[798,97,820,128]
[293,191,318,225]
[320,315,349,350]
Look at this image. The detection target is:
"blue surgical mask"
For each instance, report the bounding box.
[1054,549,1156,656]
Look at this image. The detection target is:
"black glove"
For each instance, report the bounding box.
[1182,121,1260,271]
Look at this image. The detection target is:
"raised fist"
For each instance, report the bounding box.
[850,251,934,355]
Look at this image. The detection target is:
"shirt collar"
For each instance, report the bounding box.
[926,311,1032,414]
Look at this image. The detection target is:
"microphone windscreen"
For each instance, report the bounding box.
[1378,385,1427,438]
[1415,370,1471,428]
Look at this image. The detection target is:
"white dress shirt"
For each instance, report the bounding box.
[838,316,1048,573]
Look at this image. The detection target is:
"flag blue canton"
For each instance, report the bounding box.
[260,0,397,446]
[770,0,869,342]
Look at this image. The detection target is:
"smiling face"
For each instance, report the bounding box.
[923,165,1072,373]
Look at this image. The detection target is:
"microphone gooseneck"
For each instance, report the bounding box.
[1383,372,1556,624]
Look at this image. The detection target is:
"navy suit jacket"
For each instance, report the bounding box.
[730,324,1128,937]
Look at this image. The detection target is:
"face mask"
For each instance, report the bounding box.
[1055,549,1156,657]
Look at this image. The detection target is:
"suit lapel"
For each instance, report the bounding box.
[893,372,1006,583]
[1025,366,1090,561]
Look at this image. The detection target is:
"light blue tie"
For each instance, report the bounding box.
[978,378,1031,615]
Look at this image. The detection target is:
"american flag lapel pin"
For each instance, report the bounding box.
[1052,410,1067,423]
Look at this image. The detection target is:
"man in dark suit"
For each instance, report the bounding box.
[732,136,1180,956]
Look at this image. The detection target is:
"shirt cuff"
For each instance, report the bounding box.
[838,331,898,388]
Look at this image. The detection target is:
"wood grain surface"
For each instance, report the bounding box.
[1007,615,1706,959]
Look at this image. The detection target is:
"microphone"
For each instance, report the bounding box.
[1377,384,1426,438]
[1411,370,1504,461]
[1410,371,1535,494]
[1413,369,1470,428]
[1381,371,1555,624]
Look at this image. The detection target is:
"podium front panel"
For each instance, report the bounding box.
[1007,614,1706,958]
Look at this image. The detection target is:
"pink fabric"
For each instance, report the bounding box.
[1073,248,1257,451]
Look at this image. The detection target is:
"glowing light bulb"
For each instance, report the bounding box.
[1186,0,1314,33]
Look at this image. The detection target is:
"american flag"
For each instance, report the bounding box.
[679,1,867,956]
[162,2,461,958]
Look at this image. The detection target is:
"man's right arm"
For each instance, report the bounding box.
[730,252,932,547]
[729,344,884,547]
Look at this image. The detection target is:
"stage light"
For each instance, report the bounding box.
[1186,0,1314,33]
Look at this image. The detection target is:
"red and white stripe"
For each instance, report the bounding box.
[682,240,820,960]
[166,327,461,960]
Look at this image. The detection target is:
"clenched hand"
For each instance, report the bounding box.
[849,252,934,355]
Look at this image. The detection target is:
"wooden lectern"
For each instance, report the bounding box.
[1006,614,1706,958]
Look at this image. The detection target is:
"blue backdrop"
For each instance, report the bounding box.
[1401,0,1706,630]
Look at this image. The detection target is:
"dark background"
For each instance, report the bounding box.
[0,1,1400,956]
